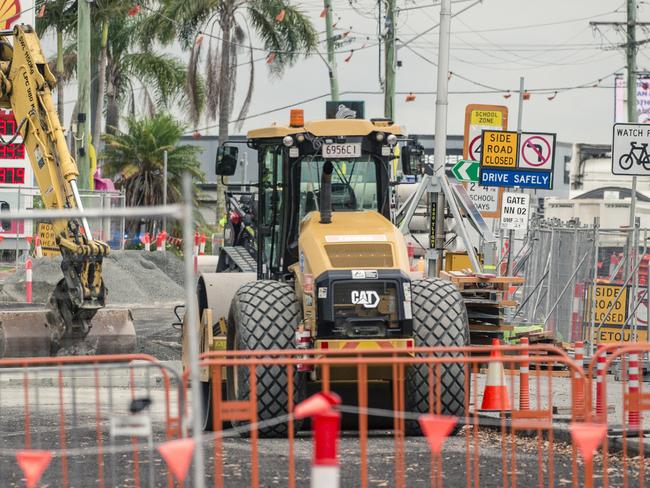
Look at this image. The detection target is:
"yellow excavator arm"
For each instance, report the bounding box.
[0,25,108,343]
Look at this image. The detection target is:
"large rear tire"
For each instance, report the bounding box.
[406,278,469,433]
[227,280,306,438]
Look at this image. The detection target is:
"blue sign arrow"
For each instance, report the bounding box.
[479,168,553,189]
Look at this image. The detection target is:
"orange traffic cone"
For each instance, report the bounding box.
[480,339,511,411]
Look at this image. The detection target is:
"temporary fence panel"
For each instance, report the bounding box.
[587,343,650,488]
[0,355,186,488]
[192,345,598,488]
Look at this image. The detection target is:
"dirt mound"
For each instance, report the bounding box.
[0,251,186,305]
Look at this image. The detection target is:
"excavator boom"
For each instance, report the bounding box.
[0,25,134,355]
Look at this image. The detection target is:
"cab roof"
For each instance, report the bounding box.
[247,118,402,139]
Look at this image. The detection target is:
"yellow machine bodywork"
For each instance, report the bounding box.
[297,210,411,278]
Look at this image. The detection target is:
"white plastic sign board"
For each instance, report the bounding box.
[465,182,501,218]
[500,192,530,231]
[110,414,152,438]
[611,123,650,175]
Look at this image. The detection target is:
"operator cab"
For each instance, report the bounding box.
[244,111,401,279]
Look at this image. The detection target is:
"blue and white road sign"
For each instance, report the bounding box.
[479,168,553,189]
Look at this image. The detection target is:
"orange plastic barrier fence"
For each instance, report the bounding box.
[192,344,597,488]
[0,354,186,487]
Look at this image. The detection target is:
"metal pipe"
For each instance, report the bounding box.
[398,174,429,234]
[441,176,482,272]
[182,173,206,488]
[0,204,184,221]
[69,179,93,241]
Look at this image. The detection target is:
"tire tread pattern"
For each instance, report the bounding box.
[229,280,304,437]
[406,278,470,422]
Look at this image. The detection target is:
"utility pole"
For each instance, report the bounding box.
[76,0,92,189]
[324,1,339,101]
[506,77,525,276]
[591,3,645,272]
[431,0,452,276]
[384,0,396,120]
[627,0,638,240]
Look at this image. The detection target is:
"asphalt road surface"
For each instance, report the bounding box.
[0,415,640,487]
[132,305,183,361]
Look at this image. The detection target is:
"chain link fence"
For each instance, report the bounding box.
[517,218,650,346]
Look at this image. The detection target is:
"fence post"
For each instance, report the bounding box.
[574,341,585,420]
[311,410,341,488]
[628,352,640,432]
[25,258,32,304]
[519,337,530,411]
[596,344,606,420]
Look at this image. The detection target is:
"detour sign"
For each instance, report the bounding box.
[587,284,648,343]
[593,284,628,326]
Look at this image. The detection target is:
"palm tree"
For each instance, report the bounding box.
[100,113,204,233]
[36,0,77,121]
[144,0,316,218]
[104,15,204,133]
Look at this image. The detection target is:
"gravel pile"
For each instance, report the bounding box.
[0,251,186,305]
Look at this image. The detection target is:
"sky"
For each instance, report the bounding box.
[216,0,638,144]
[47,0,649,144]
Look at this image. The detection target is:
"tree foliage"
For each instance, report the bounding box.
[100,113,204,231]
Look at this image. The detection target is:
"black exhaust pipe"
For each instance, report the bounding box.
[320,161,334,224]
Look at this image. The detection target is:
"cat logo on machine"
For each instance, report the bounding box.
[351,290,380,308]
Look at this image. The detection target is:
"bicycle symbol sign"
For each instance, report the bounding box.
[612,123,650,175]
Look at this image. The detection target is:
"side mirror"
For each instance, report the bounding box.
[401,142,424,176]
[0,201,9,231]
[215,146,239,176]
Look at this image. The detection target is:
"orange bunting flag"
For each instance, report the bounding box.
[344,51,354,63]
[523,91,531,100]
[320,7,328,18]
[503,91,512,99]
[405,93,416,102]
[157,438,196,482]
[419,415,458,455]
[195,35,204,46]
[266,52,277,64]
[128,4,141,16]
[547,91,557,101]
[16,450,53,488]
[275,9,286,22]
[569,423,607,464]
[37,4,46,17]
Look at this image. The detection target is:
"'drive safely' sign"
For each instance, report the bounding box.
[479,130,556,190]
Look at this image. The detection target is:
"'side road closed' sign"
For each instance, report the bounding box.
[479,130,556,190]
[587,284,647,343]
[500,192,529,231]
[611,123,650,176]
[480,130,518,168]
